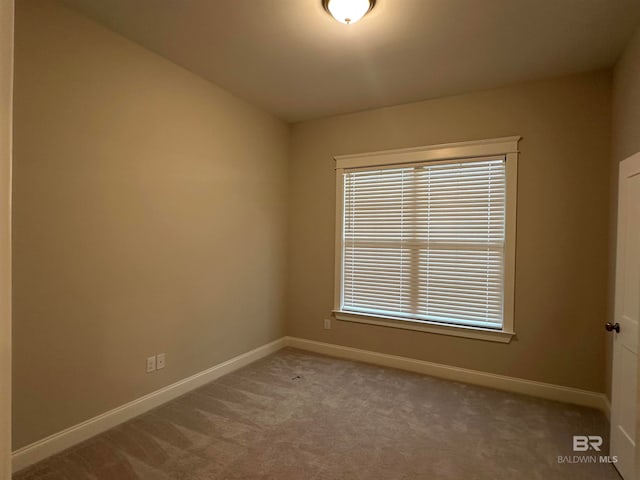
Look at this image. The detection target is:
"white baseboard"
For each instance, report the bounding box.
[11,337,287,473]
[285,337,610,417]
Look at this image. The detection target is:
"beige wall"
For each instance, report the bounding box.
[613,26,640,163]
[12,0,289,449]
[0,0,13,476]
[287,71,612,393]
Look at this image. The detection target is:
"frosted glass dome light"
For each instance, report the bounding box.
[322,0,376,25]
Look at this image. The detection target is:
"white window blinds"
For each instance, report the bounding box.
[341,157,506,329]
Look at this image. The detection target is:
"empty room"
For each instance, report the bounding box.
[1,0,640,478]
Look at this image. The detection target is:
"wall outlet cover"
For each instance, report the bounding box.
[146,356,156,373]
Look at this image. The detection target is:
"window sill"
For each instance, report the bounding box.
[333,311,515,344]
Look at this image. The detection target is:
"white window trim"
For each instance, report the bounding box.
[333,136,520,344]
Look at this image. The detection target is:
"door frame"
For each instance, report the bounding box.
[0,0,13,478]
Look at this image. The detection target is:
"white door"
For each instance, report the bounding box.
[610,152,640,480]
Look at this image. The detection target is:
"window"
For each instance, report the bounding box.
[334,137,519,343]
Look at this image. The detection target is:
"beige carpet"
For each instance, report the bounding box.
[14,348,619,480]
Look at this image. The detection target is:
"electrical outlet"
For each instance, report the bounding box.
[324,318,331,330]
[156,353,166,370]
[146,356,156,373]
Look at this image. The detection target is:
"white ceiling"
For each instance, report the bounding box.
[59,0,640,122]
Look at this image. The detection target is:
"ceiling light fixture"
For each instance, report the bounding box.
[322,0,376,25]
